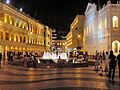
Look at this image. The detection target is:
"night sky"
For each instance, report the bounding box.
[8,0,118,36]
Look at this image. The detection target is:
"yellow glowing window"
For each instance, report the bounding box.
[9,16,12,24]
[113,16,118,28]
[4,14,8,23]
[99,20,102,29]
[104,18,107,28]
[11,34,14,41]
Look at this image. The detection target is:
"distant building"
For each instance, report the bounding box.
[84,1,120,55]
[52,29,57,45]
[44,26,52,51]
[66,15,85,55]
[54,40,66,52]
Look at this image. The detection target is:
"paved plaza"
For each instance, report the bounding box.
[0,60,120,90]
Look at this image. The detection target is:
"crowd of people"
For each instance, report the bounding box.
[95,50,120,84]
[23,52,38,67]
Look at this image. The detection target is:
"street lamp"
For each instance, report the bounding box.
[6,0,9,4]
[78,35,81,38]
[20,8,23,12]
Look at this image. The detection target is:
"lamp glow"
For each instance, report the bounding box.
[20,8,23,12]
[6,0,9,4]
[78,35,80,38]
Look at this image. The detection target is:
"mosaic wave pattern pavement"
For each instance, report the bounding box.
[0,63,120,90]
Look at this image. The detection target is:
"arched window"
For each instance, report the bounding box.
[9,15,12,24]
[113,16,118,27]
[112,40,119,53]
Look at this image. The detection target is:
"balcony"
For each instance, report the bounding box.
[0,21,28,35]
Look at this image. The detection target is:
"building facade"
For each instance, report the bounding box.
[0,2,45,59]
[44,26,52,51]
[54,40,66,52]
[84,1,120,55]
[52,29,57,45]
[66,15,85,55]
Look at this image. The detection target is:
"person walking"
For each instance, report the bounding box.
[95,51,98,60]
[0,52,2,68]
[102,51,105,60]
[100,51,102,60]
[117,50,120,79]
[10,52,14,61]
[107,50,117,83]
[95,52,100,71]
[104,52,110,75]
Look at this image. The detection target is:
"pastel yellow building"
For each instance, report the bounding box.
[66,15,85,55]
[0,2,45,59]
[44,26,52,51]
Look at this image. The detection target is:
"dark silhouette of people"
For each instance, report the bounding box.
[107,50,116,83]
[0,52,2,68]
[117,50,120,79]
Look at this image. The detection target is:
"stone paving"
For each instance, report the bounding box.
[0,60,120,90]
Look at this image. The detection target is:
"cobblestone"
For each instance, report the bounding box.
[0,60,120,90]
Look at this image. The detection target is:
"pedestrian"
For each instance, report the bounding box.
[107,50,117,83]
[0,52,2,68]
[10,52,14,61]
[104,52,110,75]
[116,50,120,79]
[95,52,100,71]
[102,51,105,60]
[100,51,102,60]
[95,51,97,60]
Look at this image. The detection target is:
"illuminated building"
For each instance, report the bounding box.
[52,29,57,45]
[0,2,46,59]
[84,1,120,55]
[66,15,85,55]
[44,26,52,51]
[54,40,66,52]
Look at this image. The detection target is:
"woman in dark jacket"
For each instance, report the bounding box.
[107,50,116,83]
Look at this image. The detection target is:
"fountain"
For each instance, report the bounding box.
[35,51,88,68]
[41,51,68,62]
